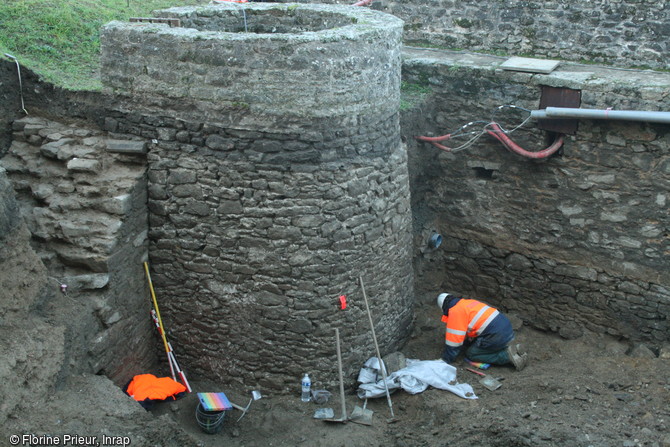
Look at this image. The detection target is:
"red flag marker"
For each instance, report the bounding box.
[339,295,347,310]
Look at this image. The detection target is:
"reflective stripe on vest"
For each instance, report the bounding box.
[474,308,499,335]
[469,306,499,336]
[445,327,467,347]
[443,299,499,347]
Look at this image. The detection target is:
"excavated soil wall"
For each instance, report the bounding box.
[0,62,22,155]
[1,115,155,388]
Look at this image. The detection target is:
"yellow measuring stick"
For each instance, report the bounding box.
[143,262,176,381]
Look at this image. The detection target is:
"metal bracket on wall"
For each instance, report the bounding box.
[537,86,581,135]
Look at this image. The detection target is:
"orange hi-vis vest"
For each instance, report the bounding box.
[441,299,500,348]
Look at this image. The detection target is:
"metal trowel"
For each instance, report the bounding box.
[479,375,503,391]
[466,367,504,391]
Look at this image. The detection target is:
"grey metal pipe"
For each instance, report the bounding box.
[530,107,670,124]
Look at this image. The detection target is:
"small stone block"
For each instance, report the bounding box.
[23,124,43,136]
[500,57,560,74]
[62,273,110,290]
[67,158,101,173]
[106,140,147,154]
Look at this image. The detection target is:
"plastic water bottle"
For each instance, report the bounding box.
[301,373,311,402]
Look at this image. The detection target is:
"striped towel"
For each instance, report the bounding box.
[464,358,491,370]
[197,392,233,411]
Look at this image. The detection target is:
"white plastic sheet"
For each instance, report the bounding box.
[357,358,477,400]
[356,356,387,384]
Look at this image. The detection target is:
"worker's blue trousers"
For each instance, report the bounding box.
[464,314,515,365]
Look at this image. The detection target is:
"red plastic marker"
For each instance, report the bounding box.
[339,295,347,310]
[466,367,486,377]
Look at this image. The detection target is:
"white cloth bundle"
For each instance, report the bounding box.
[357,358,477,400]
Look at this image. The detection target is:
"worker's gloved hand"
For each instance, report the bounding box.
[442,345,459,364]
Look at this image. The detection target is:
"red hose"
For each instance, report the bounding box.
[430,142,452,152]
[486,123,564,159]
[415,134,453,152]
[415,134,452,142]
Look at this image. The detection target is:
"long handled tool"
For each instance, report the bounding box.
[167,341,191,393]
[3,53,28,115]
[150,309,191,391]
[359,276,395,419]
[149,309,175,380]
[144,262,192,392]
[230,390,262,422]
[323,328,348,423]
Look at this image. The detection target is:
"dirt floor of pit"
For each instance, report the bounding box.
[146,300,670,447]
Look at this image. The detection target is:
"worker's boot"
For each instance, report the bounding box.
[506,343,528,371]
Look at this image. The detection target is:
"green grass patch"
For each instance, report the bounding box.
[401,81,431,95]
[0,0,208,91]
[400,81,432,111]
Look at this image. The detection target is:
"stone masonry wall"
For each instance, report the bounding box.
[317,0,670,70]
[133,113,413,391]
[100,3,414,392]
[101,3,403,130]
[402,49,670,345]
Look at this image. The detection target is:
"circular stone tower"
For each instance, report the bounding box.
[100,3,413,392]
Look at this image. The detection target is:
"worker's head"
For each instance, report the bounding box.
[436,293,451,311]
[437,293,462,315]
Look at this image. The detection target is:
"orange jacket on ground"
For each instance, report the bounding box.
[126,374,187,402]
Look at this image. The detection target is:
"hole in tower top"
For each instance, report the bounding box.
[174,6,356,34]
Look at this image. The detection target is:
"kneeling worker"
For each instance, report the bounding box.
[437,292,528,371]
